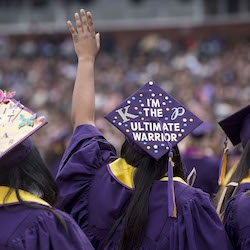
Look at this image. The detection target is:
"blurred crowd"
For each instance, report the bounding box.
[0,32,249,172]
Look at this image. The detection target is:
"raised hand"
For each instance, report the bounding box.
[67,9,100,62]
[69,9,99,128]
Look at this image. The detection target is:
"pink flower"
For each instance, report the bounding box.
[0,89,16,104]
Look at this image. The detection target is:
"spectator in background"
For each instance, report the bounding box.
[182,122,221,199]
[45,128,70,178]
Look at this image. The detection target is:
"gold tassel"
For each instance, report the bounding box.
[168,154,177,218]
[218,138,228,186]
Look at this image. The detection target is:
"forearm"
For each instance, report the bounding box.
[71,58,95,129]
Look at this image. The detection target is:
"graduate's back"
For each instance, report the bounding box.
[216,104,250,249]
[57,124,233,250]
[0,197,93,250]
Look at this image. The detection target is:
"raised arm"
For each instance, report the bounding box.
[68,9,100,129]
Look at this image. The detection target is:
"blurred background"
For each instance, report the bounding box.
[0,0,249,174]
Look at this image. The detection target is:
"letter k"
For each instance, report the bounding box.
[116,105,138,122]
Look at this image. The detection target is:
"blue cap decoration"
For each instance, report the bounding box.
[0,89,47,167]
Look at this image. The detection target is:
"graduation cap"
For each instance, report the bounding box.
[105,81,203,217]
[0,89,47,168]
[219,104,250,148]
[218,104,250,186]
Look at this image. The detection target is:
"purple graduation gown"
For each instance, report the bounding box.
[235,182,250,195]
[56,124,232,250]
[224,192,250,250]
[182,151,220,196]
[0,187,94,250]
[223,180,250,249]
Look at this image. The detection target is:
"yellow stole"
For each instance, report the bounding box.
[241,171,250,184]
[108,158,187,189]
[0,186,50,207]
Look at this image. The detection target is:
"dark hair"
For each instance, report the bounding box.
[117,139,184,250]
[0,145,58,205]
[0,145,69,232]
[215,140,250,215]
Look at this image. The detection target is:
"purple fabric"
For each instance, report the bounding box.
[183,153,220,197]
[0,138,32,168]
[235,182,250,196]
[241,114,250,148]
[56,124,232,250]
[191,122,214,137]
[167,145,175,217]
[218,104,250,147]
[224,192,250,249]
[0,200,94,249]
[105,81,203,160]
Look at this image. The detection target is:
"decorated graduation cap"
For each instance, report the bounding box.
[218,104,250,186]
[105,81,203,217]
[0,89,47,168]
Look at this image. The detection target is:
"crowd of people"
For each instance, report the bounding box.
[0,24,249,171]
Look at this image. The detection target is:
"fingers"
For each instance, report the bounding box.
[80,9,89,33]
[75,12,83,34]
[69,9,96,37]
[87,12,96,37]
[67,21,77,36]
[96,33,100,50]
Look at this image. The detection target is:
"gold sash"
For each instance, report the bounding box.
[0,186,50,207]
[109,158,187,189]
[240,171,250,184]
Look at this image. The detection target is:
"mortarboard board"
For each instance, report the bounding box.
[0,89,47,168]
[105,81,203,217]
[218,104,250,186]
[218,104,250,148]
[105,81,203,160]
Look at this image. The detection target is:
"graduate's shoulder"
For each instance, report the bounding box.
[175,181,212,207]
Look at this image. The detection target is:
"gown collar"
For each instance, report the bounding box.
[241,171,250,184]
[0,186,51,207]
[108,158,187,189]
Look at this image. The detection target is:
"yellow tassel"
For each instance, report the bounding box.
[218,138,228,186]
[170,157,177,218]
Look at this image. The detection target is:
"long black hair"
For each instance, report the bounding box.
[0,145,58,205]
[0,145,68,232]
[215,140,250,216]
[117,139,184,250]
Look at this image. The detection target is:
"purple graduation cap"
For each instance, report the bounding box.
[219,104,250,148]
[218,104,250,186]
[0,89,47,168]
[105,81,203,217]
